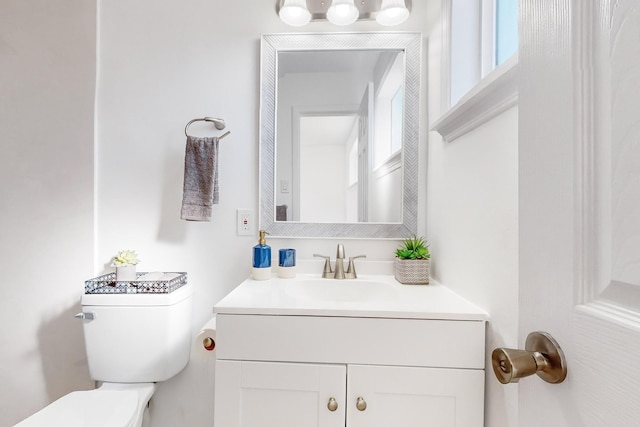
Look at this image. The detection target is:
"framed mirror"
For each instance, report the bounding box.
[260,32,421,238]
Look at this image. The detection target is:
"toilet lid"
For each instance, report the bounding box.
[16,390,138,427]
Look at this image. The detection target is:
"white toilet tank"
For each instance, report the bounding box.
[80,283,192,383]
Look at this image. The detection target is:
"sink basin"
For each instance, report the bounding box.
[214,272,490,320]
[285,278,399,302]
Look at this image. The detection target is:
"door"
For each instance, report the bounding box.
[347,365,484,427]
[357,83,373,222]
[214,361,346,427]
[518,0,640,425]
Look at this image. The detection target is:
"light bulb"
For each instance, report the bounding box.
[376,0,410,26]
[327,0,359,26]
[279,0,311,27]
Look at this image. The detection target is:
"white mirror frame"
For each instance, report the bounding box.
[260,32,421,238]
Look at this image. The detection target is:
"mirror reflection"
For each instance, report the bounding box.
[276,49,405,223]
[260,33,420,238]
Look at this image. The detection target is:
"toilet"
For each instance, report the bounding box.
[16,282,193,427]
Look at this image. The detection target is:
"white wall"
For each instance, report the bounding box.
[96,1,428,426]
[371,165,403,222]
[427,108,519,426]
[426,1,520,426]
[0,0,96,425]
[300,144,347,222]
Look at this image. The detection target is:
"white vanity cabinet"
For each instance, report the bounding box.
[213,276,488,427]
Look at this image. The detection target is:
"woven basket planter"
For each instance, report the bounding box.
[394,258,430,284]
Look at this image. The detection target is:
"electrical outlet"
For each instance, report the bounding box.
[236,209,254,236]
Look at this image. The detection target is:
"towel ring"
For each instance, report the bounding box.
[185,117,231,139]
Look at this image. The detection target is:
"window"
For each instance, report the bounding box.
[495,0,518,66]
[449,0,518,106]
[432,0,519,141]
[373,52,404,168]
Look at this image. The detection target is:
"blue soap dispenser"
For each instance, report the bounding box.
[252,230,272,280]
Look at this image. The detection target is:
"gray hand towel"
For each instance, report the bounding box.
[181,135,219,221]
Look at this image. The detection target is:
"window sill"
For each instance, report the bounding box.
[431,54,518,142]
[374,151,402,178]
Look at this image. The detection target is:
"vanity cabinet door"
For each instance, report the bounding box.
[346,365,485,427]
[214,360,346,427]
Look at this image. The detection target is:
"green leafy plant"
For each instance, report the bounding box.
[111,249,141,267]
[395,236,430,260]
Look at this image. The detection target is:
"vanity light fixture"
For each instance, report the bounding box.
[327,0,359,26]
[279,0,312,26]
[277,0,411,27]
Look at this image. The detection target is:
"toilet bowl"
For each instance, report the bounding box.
[15,383,155,427]
[16,279,192,426]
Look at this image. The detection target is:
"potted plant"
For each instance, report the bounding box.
[394,236,430,284]
[111,249,141,281]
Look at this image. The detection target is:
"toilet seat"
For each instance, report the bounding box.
[15,389,140,427]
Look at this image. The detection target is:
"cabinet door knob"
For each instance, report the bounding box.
[356,396,367,411]
[327,397,338,412]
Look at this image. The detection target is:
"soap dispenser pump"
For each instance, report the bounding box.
[252,230,272,280]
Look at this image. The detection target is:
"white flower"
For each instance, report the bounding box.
[111,250,141,267]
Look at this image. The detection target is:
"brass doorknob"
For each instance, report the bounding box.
[491,331,567,384]
[327,397,338,412]
[356,396,367,411]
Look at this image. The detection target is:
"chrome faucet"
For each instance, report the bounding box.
[314,244,366,280]
[334,244,346,279]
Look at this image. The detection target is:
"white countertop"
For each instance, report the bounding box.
[214,274,488,321]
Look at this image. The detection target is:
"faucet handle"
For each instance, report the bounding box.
[345,255,366,279]
[313,254,333,278]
